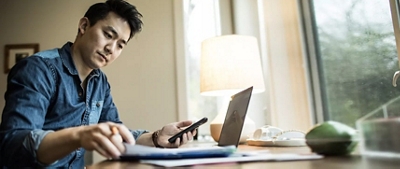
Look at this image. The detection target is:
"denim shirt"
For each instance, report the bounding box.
[0,42,148,168]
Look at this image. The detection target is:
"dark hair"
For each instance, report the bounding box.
[84,0,143,40]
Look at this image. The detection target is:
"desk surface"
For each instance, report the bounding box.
[87,142,400,169]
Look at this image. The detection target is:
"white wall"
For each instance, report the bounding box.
[0,0,178,130]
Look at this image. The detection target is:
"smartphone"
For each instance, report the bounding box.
[168,117,208,143]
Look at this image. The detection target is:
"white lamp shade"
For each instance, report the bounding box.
[200,35,265,96]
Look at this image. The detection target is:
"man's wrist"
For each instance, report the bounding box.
[71,126,84,148]
[152,130,164,148]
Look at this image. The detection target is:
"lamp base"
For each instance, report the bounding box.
[210,114,256,143]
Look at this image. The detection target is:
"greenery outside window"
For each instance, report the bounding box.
[303,0,400,127]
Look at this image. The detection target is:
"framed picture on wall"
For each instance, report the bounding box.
[4,43,39,73]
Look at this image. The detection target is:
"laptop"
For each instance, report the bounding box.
[119,86,253,160]
[217,86,253,147]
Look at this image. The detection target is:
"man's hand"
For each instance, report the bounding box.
[156,120,197,148]
[78,122,135,159]
[37,122,135,164]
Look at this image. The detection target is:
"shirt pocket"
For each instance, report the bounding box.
[89,101,104,125]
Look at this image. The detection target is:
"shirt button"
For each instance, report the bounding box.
[78,92,82,96]
[96,102,100,107]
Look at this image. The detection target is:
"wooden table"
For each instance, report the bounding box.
[87,142,400,169]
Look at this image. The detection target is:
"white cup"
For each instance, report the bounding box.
[253,125,283,140]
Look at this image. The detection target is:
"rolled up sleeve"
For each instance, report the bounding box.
[0,57,55,167]
[0,130,56,167]
[23,130,54,160]
[130,129,149,139]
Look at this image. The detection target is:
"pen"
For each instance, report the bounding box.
[111,126,123,143]
[112,126,119,135]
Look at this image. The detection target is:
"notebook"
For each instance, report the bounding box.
[119,86,253,160]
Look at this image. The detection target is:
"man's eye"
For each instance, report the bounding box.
[104,31,112,39]
[118,44,124,49]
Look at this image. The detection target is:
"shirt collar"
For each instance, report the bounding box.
[59,42,100,77]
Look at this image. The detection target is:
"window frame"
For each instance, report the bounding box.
[173,0,189,121]
[299,0,325,124]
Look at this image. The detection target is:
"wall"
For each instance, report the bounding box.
[0,0,178,129]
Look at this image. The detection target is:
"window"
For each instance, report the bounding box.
[303,0,400,127]
[183,0,221,138]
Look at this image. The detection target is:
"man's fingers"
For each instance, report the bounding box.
[103,142,122,159]
[192,129,197,137]
[174,137,181,147]
[181,132,194,144]
[80,123,134,159]
[116,125,135,144]
[180,133,189,145]
[93,142,111,159]
[94,133,122,159]
[187,131,193,141]
[108,125,135,157]
[88,133,117,159]
[110,134,125,153]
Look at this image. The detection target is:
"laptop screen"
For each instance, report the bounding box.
[218,86,253,147]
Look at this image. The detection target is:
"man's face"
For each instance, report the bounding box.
[79,12,130,69]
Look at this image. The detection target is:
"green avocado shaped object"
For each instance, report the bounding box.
[305,121,358,156]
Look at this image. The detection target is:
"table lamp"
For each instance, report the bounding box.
[200,35,265,143]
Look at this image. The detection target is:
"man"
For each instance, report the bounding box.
[0,0,195,167]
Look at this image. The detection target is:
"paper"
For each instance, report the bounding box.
[121,143,236,159]
[140,152,323,167]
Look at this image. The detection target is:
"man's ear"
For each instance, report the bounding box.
[78,17,90,34]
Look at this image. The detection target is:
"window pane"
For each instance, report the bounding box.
[312,0,399,127]
[184,0,219,137]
